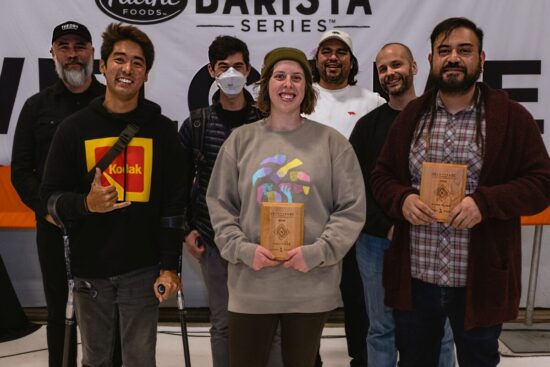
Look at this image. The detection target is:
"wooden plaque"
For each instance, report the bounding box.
[260,202,304,261]
[419,162,467,222]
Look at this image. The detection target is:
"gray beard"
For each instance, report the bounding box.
[54,57,93,88]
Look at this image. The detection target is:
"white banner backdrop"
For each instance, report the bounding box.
[1,0,549,164]
[1,0,550,307]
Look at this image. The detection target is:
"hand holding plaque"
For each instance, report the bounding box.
[419,162,467,222]
[260,202,304,261]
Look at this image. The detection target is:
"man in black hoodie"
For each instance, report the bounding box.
[41,23,188,366]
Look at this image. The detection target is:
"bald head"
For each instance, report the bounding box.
[377,43,414,64]
[375,43,417,97]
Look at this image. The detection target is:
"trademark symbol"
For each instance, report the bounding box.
[329,19,336,24]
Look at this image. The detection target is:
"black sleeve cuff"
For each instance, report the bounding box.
[159,227,183,271]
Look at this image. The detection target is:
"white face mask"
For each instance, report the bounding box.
[216,67,246,96]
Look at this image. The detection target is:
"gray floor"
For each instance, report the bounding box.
[1,324,550,366]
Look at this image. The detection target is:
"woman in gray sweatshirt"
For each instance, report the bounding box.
[206,47,366,367]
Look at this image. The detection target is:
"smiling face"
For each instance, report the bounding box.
[376,44,417,96]
[268,60,306,115]
[429,26,485,95]
[315,38,352,89]
[51,34,94,88]
[100,39,148,111]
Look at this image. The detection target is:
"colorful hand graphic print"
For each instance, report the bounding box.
[253,154,311,203]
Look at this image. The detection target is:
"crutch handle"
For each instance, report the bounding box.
[157,284,166,294]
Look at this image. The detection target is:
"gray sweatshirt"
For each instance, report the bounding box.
[206,118,366,313]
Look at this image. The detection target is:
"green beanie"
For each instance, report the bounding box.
[261,47,312,82]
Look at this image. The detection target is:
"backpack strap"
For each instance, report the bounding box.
[85,123,140,183]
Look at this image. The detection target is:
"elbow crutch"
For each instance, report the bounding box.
[160,214,192,366]
[158,254,191,367]
[47,193,74,367]
[176,255,192,367]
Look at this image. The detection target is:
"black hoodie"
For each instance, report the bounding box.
[40,97,189,278]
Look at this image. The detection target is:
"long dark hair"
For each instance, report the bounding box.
[430,17,484,55]
[415,17,486,156]
[414,87,485,157]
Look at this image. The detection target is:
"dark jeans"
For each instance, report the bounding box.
[340,244,368,366]
[228,311,329,367]
[394,279,502,367]
[74,265,158,367]
[37,221,122,367]
[36,220,77,367]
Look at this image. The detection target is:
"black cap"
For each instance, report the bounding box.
[52,21,92,44]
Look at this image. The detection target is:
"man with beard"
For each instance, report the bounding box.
[371,18,550,366]
[307,29,385,138]
[11,21,106,367]
[350,43,455,367]
[305,29,385,367]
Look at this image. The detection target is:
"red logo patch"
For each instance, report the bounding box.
[95,146,145,192]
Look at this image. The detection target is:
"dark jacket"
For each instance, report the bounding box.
[371,83,550,330]
[349,103,399,238]
[11,78,105,220]
[179,90,262,248]
[40,97,189,278]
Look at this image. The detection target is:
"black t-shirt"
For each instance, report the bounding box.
[350,103,400,238]
[218,105,252,130]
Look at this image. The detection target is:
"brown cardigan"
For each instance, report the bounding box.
[371,83,550,330]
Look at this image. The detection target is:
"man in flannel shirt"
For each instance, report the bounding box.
[371,17,550,367]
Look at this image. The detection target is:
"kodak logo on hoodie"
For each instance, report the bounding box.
[84,137,153,202]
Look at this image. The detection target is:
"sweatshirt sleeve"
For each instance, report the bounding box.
[370,114,418,220]
[301,144,366,269]
[206,142,258,268]
[158,120,190,270]
[350,110,395,238]
[40,120,90,224]
[177,117,196,237]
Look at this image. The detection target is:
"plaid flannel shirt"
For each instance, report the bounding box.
[408,92,485,287]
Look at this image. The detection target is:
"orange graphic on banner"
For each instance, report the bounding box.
[85,137,153,202]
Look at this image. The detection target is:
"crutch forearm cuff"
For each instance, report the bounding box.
[47,192,65,229]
